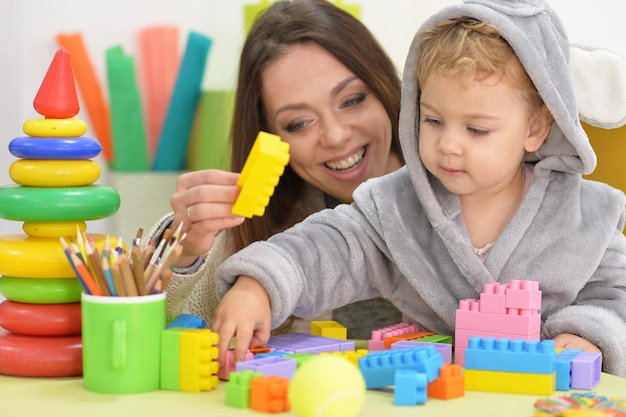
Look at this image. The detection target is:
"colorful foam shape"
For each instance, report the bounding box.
[9,137,102,160]
[33,48,79,119]
[232,131,290,218]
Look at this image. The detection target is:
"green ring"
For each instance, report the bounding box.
[0,185,120,221]
[0,276,82,304]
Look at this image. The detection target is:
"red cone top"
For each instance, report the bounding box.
[33,48,80,119]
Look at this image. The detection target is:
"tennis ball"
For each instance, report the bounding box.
[288,355,366,417]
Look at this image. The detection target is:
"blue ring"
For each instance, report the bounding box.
[9,137,102,159]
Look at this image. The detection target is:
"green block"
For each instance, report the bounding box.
[160,327,186,390]
[283,352,315,367]
[225,370,263,408]
[416,334,453,344]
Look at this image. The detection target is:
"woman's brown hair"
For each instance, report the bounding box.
[229,0,402,250]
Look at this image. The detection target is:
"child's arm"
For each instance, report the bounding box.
[552,333,601,352]
[211,275,272,365]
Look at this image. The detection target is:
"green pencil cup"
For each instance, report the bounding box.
[81,292,166,394]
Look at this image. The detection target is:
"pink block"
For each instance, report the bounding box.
[505,280,541,310]
[479,283,507,314]
[455,347,466,366]
[217,349,254,381]
[370,322,419,341]
[455,308,541,335]
[454,328,540,349]
[367,340,387,351]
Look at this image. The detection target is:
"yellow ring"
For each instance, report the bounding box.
[0,233,110,278]
[23,118,87,138]
[9,160,101,187]
[22,221,87,238]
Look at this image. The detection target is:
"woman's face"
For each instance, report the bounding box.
[261,42,397,203]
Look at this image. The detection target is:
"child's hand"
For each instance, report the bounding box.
[211,275,272,366]
[552,333,601,352]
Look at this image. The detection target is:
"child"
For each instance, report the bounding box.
[212,0,626,377]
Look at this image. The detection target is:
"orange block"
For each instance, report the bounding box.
[251,376,291,413]
[427,363,464,400]
[384,331,434,348]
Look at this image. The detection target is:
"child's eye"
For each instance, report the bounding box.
[422,117,442,126]
[468,126,489,136]
[341,94,366,108]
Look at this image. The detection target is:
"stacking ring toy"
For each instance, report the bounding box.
[22,221,86,238]
[0,329,82,377]
[9,137,102,159]
[0,300,81,336]
[0,233,110,278]
[10,159,101,187]
[0,276,82,304]
[22,118,87,137]
[0,185,120,221]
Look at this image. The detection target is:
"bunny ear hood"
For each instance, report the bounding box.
[400,0,597,178]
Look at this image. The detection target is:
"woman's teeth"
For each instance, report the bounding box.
[325,148,365,171]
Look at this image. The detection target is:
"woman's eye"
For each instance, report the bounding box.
[342,94,366,108]
[286,120,307,133]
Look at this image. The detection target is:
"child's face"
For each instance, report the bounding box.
[418,72,545,199]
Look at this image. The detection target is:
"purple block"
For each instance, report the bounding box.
[264,333,354,354]
[236,356,297,380]
[570,351,602,389]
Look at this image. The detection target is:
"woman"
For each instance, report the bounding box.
[148,0,404,339]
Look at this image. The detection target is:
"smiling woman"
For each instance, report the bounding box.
[142,0,405,339]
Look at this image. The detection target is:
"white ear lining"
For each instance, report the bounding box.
[570,45,626,129]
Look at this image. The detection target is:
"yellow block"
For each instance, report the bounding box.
[465,369,555,395]
[179,329,220,392]
[311,320,348,340]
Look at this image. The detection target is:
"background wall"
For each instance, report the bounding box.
[0,0,624,238]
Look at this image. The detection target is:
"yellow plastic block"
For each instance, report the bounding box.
[465,369,555,395]
[311,320,348,340]
[318,349,369,367]
[179,329,220,392]
[232,131,289,218]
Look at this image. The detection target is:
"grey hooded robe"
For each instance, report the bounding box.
[217,0,626,376]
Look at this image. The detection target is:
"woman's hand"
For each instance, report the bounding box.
[170,169,245,267]
[211,276,272,366]
[552,333,601,352]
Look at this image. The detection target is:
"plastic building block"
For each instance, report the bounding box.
[427,363,464,400]
[160,327,185,390]
[571,351,602,389]
[384,331,434,349]
[318,349,369,367]
[358,345,443,389]
[555,348,584,391]
[392,341,452,364]
[282,352,316,367]
[465,369,555,395]
[236,356,298,380]
[218,349,255,381]
[504,279,541,310]
[250,375,291,413]
[249,346,272,355]
[394,369,427,406]
[479,283,508,314]
[225,370,263,409]
[166,313,206,329]
[311,320,347,340]
[368,323,419,351]
[179,329,219,392]
[455,328,540,349]
[456,299,541,335]
[416,334,452,344]
[263,333,355,354]
[255,351,287,359]
[232,131,290,218]
[464,336,556,374]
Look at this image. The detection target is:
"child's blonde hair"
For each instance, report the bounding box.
[417,17,545,114]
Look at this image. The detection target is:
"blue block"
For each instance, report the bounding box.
[394,370,427,406]
[555,348,583,391]
[166,313,206,329]
[464,336,556,374]
[358,346,443,389]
